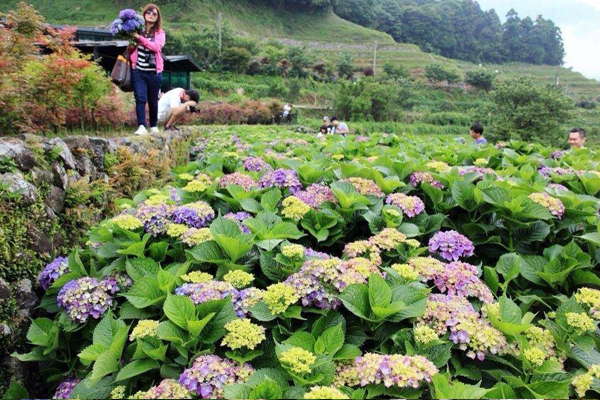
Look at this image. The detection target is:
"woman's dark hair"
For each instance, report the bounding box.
[471,122,484,135]
[185,89,200,103]
[319,125,328,132]
[142,4,162,35]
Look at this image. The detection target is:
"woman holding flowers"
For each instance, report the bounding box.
[129,4,165,135]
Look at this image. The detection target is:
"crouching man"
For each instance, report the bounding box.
[157,88,200,131]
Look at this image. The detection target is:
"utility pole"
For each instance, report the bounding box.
[373,40,378,76]
[218,12,222,57]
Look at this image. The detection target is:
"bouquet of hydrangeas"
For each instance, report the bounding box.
[110,9,144,44]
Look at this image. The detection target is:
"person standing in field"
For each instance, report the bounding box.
[282,103,292,123]
[470,122,487,145]
[568,127,586,149]
[130,4,165,135]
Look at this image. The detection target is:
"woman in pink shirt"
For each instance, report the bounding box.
[129,4,165,135]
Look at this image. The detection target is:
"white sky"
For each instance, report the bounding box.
[475,0,600,81]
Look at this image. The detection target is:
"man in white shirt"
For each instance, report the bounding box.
[330,116,349,135]
[154,88,199,132]
[282,103,292,123]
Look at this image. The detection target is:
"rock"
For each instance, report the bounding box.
[30,167,54,187]
[0,323,11,337]
[15,279,38,311]
[0,277,11,300]
[46,138,76,170]
[295,126,316,134]
[44,204,57,220]
[27,225,53,254]
[0,138,36,171]
[53,231,65,249]
[44,186,66,214]
[0,171,38,204]
[89,137,117,171]
[51,162,68,190]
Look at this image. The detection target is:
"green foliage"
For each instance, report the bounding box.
[337,53,355,80]
[424,64,462,85]
[334,77,406,121]
[222,47,252,73]
[486,78,573,144]
[465,69,496,92]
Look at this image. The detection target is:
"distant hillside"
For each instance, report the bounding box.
[2,0,599,100]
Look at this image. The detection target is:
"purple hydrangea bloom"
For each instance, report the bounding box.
[385,193,425,218]
[39,256,69,290]
[410,172,444,189]
[172,202,215,229]
[433,261,493,303]
[224,212,252,234]
[218,173,258,191]
[305,247,331,260]
[57,277,113,323]
[102,271,133,295]
[259,169,302,194]
[243,157,272,172]
[109,19,122,35]
[119,8,138,20]
[134,203,175,236]
[458,167,497,178]
[295,184,337,208]
[428,230,474,261]
[122,18,139,33]
[53,377,80,399]
[179,355,253,399]
[175,282,246,317]
[550,150,564,160]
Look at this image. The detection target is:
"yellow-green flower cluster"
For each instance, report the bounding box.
[369,228,407,251]
[280,347,316,375]
[111,214,144,230]
[474,158,488,166]
[145,194,169,206]
[282,196,311,220]
[282,244,305,259]
[167,223,188,238]
[304,386,349,399]
[224,270,255,289]
[566,312,596,333]
[129,320,159,341]
[224,151,240,159]
[332,154,345,160]
[524,326,556,356]
[392,264,419,281]
[427,161,451,172]
[181,271,213,283]
[263,283,299,314]
[576,287,600,318]
[178,173,195,181]
[414,325,439,344]
[181,228,213,246]
[528,192,565,219]
[572,365,600,397]
[523,347,546,367]
[222,318,266,350]
[183,174,212,193]
[111,385,126,399]
[405,239,421,248]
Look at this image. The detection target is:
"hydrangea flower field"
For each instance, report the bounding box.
[19,130,600,399]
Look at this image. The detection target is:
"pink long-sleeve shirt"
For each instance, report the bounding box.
[128,29,166,73]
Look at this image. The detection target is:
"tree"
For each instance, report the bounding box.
[337,53,355,80]
[221,47,252,73]
[334,78,404,121]
[486,78,573,144]
[465,69,496,92]
[286,46,310,77]
[424,64,461,85]
[382,62,410,80]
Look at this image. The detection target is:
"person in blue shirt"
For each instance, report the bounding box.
[470,122,487,145]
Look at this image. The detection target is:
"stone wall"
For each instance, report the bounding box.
[0,127,203,393]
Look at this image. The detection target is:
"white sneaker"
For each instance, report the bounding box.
[134,125,147,135]
[150,127,160,134]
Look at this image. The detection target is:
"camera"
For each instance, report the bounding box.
[187,105,200,114]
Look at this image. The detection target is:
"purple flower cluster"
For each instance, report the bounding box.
[179,355,254,399]
[110,9,144,37]
[433,262,493,303]
[428,230,474,261]
[57,277,114,323]
[53,377,80,399]
[243,156,272,172]
[175,282,246,316]
[259,169,302,194]
[134,203,175,236]
[419,294,508,361]
[538,166,575,177]
[385,193,425,218]
[305,247,331,260]
[350,353,438,388]
[550,150,565,160]
[39,256,69,290]
[218,173,258,191]
[224,212,252,234]
[172,201,215,228]
[458,167,497,177]
[295,184,337,208]
[102,271,133,294]
[410,172,444,189]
